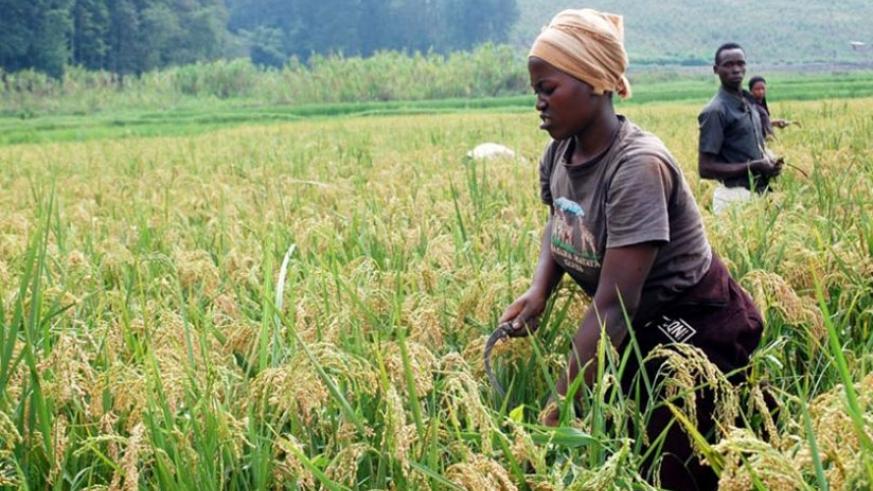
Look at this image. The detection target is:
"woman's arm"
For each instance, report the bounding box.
[500,216,565,335]
[544,242,659,425]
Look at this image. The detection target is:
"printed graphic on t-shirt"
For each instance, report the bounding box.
[551,197,600,271]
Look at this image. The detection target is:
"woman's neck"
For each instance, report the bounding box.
[571,111,620,164]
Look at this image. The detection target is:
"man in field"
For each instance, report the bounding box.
[698,43,783,214]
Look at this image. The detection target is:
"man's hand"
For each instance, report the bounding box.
[500,287,547,337]
[751,156,784,177]
[770,156,785,176]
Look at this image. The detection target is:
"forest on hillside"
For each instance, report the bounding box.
[0,0,518,77]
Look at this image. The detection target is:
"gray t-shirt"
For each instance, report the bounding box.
[698,88,768,190]
[540,116,712,321]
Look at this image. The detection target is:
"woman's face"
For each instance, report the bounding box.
[528,56,599,140]
[750,81,767,102]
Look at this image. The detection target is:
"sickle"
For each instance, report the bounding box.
[483,322,515,398]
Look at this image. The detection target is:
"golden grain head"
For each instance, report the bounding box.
[403,293,445,346]
[748,383,782,449]
[446,454,518,491]
[173,248,220,294]
[325,442,371,487]
[0,411,22,456]
[743,269,826,344]
[644,343,739,444]
[713,427,804,491]
[115,423,147,491]
[566,439,637,491]
[383,340,437,397]
[273,435,315,489]
[38,330,96,407]
[439,365,494,453]
[48,415,69,485]
[508,421,547,474]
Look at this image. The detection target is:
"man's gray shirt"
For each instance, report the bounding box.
[698,87,768,190]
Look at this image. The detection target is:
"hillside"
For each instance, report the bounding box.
[513,0,873,66]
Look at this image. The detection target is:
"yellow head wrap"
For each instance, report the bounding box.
[529,9,632,99]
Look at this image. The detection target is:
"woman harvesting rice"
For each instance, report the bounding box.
[499,9,764,489]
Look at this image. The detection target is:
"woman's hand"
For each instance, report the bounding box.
[500,287,548,337]
[772,119,790,129]
[539,394,565,426]
[540,404,560,427]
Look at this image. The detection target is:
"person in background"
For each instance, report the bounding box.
[698,43,783,213]
[748,75,793,138]
[500,12,764,489]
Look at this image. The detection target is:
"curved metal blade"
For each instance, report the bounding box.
[483,322,514,398]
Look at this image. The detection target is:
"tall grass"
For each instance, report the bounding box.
[0,44,528,116]
[2,44,873,119]
[0,96,870,488]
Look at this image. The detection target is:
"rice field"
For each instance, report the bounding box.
[0,96,870,489]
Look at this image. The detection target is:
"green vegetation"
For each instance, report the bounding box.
[0,96,527,146]
[0,95,871,489]
[3,69,872,146]
[0,45,527,115]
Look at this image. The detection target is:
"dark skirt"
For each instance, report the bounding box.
[620,253,763,490]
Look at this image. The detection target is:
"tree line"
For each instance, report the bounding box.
[0,0,519,78]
